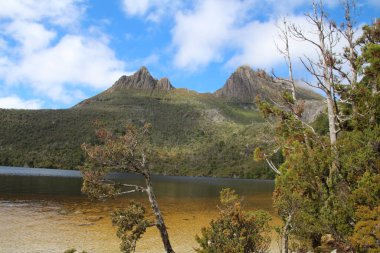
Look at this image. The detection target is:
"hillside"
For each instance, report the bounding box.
[0,66,323,179]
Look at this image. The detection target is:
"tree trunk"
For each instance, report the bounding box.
[144,174,175,253]
[282,213,292,253]
[326,93,337,146]
[283,232,289,253]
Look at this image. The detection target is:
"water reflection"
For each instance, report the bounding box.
[0,166,276,253]
[0,166,274,198]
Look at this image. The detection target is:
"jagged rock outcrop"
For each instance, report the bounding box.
[214,65,283,101]
[157,78,174,91]
[74,66,175,107]
[215,65,324,122]
[107,66,174,93]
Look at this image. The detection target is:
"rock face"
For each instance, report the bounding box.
[108,66,174,92]
[214,65,324,122]
[157,78,174,91]
[302,100,325,122]
[214,65,283,101]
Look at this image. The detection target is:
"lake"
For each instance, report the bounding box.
[0,166,277,253]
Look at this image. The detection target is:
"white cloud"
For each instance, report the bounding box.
[5,21,56,55]
[0,0,127,105]
[121,0,185,22]
[0,37,7,50]
[172,0,252,70]
[0,96,42,109]
[226,20,282,70]
[140,54,160,66]
[122,0,150,16]
[0,0,85,26]
[170,0,351,73]
[4,34,125,103]
[227,16,318,72]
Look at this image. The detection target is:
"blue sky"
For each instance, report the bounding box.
[0,0,378,109]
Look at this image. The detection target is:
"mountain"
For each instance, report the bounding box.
[107,66,174,92]
[0,66,325,179]
[215,66,281,101]
[215,66,323,121]
[77,67,174,107]
[215,65,321,101]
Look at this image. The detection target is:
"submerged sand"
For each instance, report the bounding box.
[0,194,280,253]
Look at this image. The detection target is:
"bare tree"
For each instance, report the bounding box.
[288,1,363,194]
[276,17,297,102]
[332,0,360,121]
[290,0,341,147]
[269,1,360,251]
[275,16,318,135]
[336,0,359,90]
[81,123,175,253]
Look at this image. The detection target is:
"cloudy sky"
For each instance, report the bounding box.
[0,0,378,109]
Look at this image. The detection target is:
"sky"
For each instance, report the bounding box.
[0,0,378,109]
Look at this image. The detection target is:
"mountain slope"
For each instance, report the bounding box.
[215,65,321,101]
[0,66,323,179]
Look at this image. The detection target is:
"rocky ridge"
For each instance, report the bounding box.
[214,65,283,101]
[104,64,320,103]
[107,66,175,93]
[76,65,323,122]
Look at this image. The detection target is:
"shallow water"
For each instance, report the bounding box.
[0,166,277,253]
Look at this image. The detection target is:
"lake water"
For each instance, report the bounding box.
[0,166,276,253]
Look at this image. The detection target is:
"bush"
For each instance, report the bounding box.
[195,188,272,253]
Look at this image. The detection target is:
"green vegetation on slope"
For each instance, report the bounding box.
[0,89,278,178]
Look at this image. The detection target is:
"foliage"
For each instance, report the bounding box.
[355,19,380,128]
[81,123,174,253]
[350,168,380,253]
[350,205,380,253]
[195,188,271,253]
[311,113,329,136]
[0,89,282,179]
[81,123,151,252]
[257,17,380,253]
[111,201,153,253]
[81,123,151,200]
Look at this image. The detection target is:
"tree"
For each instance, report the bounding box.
[255,2,379,252]
[195,188,271,253]
[81,123,175,253]
[256,97,329,251]
[356,19,380,126]
[290,1,340,147]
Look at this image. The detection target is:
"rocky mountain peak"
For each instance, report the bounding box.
[214,65,279,101]
[235,65,252,74]
[107,66,175,92]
